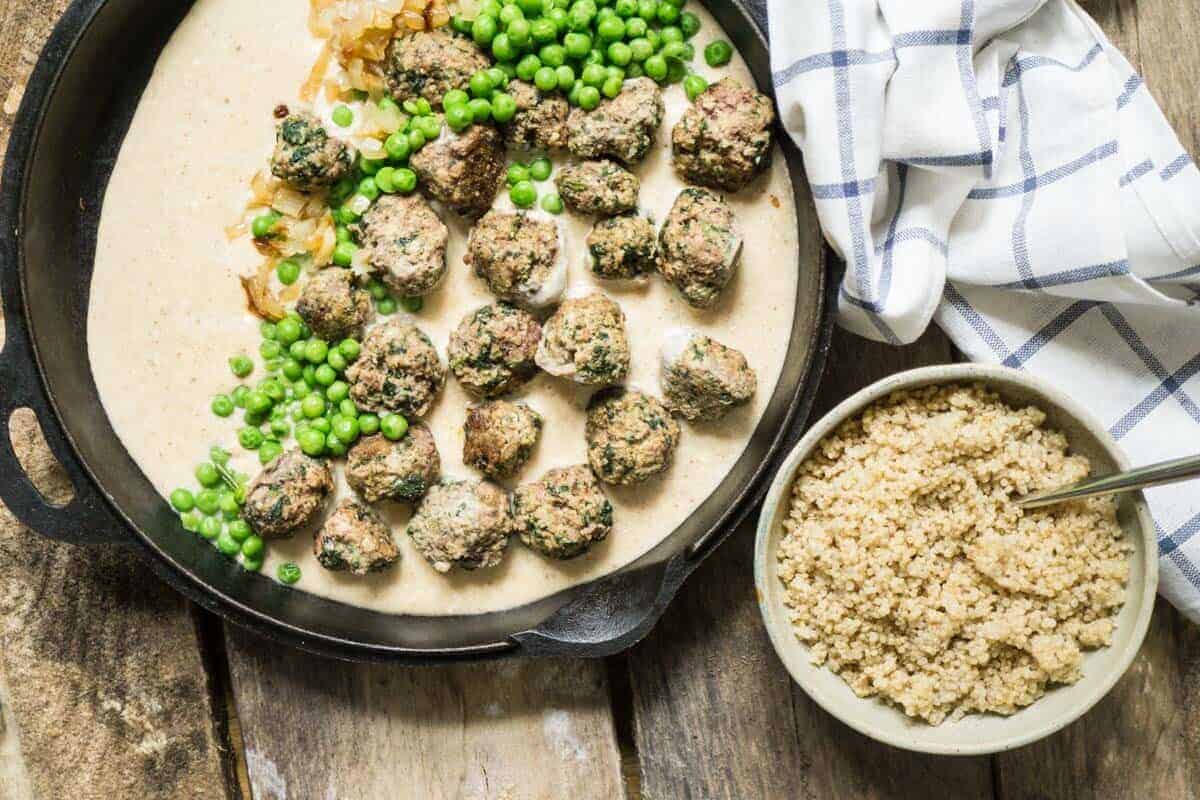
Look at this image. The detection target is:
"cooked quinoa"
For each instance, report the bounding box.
[777,384,1130,725]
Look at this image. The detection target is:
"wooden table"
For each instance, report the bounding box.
[2,1,1199,798]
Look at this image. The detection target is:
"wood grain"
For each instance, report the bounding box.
[225,625,625,800]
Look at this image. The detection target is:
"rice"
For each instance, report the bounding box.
[777,383,1131,725]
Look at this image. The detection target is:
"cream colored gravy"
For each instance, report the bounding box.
[88,0,799,615]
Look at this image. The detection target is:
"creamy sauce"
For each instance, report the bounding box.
[89,0,799,615]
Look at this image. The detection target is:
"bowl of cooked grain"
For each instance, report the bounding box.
[755,364,1158,755]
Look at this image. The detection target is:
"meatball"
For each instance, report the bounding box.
[513,465,613,559]
[672,78,776,193]
[586,214,658,280]
[410,123,505,218]
[313,500,400,575]
[660,329,756,421]
[270,112,354,191]
[407,479,513,572]
[658,188,743,309]
[463,400,542,479]
[385,30,490,108]
[345,425,440,503]
[447,303,542,398]
[502,80,570,150]
[585,388,680,485]
[465,210,566,309]
[555,160,639,216]
[346,320,445,417]
[243,450,333,538]
[295,268,372,341]
[566,77,665,165]
[535,292,630,386]
[353,194,448,297]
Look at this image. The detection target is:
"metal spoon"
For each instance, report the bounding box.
[1017,453,1200,509]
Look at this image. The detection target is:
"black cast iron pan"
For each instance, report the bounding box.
[0,0,832,662]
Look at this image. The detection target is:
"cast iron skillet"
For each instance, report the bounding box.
[0,0,832,662]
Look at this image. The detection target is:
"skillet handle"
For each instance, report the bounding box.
[0,252,127,546]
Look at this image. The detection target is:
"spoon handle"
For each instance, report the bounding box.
[1017,453,1200,509]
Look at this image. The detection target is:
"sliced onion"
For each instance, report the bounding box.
[241,260,287,321]
[273,186,309,217]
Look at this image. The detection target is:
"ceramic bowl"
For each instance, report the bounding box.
[754,364,1158,755]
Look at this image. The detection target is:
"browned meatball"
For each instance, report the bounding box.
[410,124,505,218]
[243,450,333,538]
[585,388,680,485]
[658,188,742,309]
[513,465,613,559]
[313,500,400,575]
[295,268,372,341]
[353,194,448,297]
[385,30,490,108]
[555,160,639,216]
[502,80,569,150]
[406,479,513,572]
[346,320,446,417]
[345,425,440,503]
[535,292,630,386]
[465,210,565,308]
[672,78,775,193]
[447,303,542,398]
[660,329,756,421]
[566,77,665,165]
[270,112,353,191]
[586,214,658,280]
[463,400,542,479]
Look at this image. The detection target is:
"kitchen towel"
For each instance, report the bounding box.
[767,0,1200,621]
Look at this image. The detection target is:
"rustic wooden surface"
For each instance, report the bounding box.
[2,0,1200,798]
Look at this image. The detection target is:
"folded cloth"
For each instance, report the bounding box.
[767,0,1200,621]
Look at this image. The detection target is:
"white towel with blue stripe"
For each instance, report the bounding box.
[768,0,1200,621]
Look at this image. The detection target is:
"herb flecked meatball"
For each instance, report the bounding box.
[410,123,506,218]
[502,80,570,150]
[566,77,665,165]
[463,401,542,479]
[313,500,400,575]
[585,388,681,485]
[345,425,440,503]
[346,320,445,417]
[353,194,448,297]
[447,303,542,399]
[513,465,613,559]
[270,112,354,191]
[660,329,756,421]
[672,78,776,193]
[407,479,513,572]
[243,450,333,538]
[535,292,631,386]
[295,268,372,341]
[385,30,490,108]
[658,188,743,309]
[555,160,639,216]
[465,210,566,309]
[586,214,658,280]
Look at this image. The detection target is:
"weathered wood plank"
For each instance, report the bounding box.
[225,626,626,800]
[992,2,1200,797]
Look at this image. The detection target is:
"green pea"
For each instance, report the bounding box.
[385,131,411,162]
[541,193,564,214]
[258,440,283,465]
[532,65,556,92]
[540,43,567,67]
[452,13,473,34]
[492,32,516,61]
[274,317,300,346]
[508,163,531,185]
[416,98,432,115]
[231,386,250,409]
[242,554,263,572]
[278,562,302,585]
[657,2,678,23]
[468,97,493,123]
[629,37,653,62]
[180,510,202,533]
[667,56,687,84]
[601,75,623,99]
[552,65,574,91]
[661,40,687,60]
[660,25,683,44]
[407,128,427,152]
[375,167,396,194]
[680,10,700,37]
[510,180,538,208]
[199,516,223,541]
[303,339,328,365]
[241,533,264,558]
[607,41,633,67]
[393,168,418,194]
[563,31,592,58]
[377,297,398,315]
[301,394,326,419]
[614,0,637,16]
[329,176,356,206]
[644,54,668,82]
[635,0,656,18]
[526,157,551,182]
[251,212,280,239]
[684,73,708,102]
[313,364,336,386]
[578,85,601,110]
[238,427,264,450]
[243,391,270,416]
[259,340,282,361]
[196,462,221,488]
[470,70,495,99]
[359,413,381,436]
[518,0,544,15]
[331,105,354,127]
[218,490,240,516]
[338,398,359,418]
[170,488,195,513]
[326,381,350,403]
[445,103,474,132]
[507,18,532,47]
[332,240,357,267]
[358,156,384,176]
[338,338,361,360]
[626,62,645,78]
[211,395,235,417]
[260,321,278,340]
[444,89,470,109]
[229,355,253,378]
[298,428,326,456]
[531,17,558,43]
[487,66,510,88]
[645,28,662,49]
[227,519,252,543]
[491,92,518,123]
[547,6,569,31]
[195,488,221,515]
[581,63,606,88]
[704,39,733,67]
[473,13,499,45]
[269,417,291,438]
[499,3,524,24]
[213,528,239,556]
[597,15,625,41]
[567,81,584,106]
[324,432,347,457]
[275,259,301,285]
[380,413,409,441]
[326,350,348,374]
[332,415,360,444]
